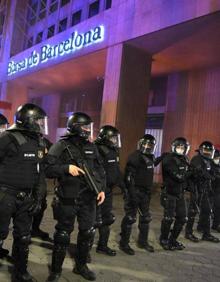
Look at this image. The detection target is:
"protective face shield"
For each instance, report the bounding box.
[0,124,8,133]
[109,134,121,148]
[175,145,189,155]
[171,138,190,156]
[139,139,156,155]
[201,148,215,159]
[80,122,93,140]
[35,117,48,135]
[214,157,220,165]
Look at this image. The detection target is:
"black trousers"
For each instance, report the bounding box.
[120,190,152,245]
[160,193,187,241]
[186,192,212,235]
[50,190,96,273]
[0,192,33,241]
[97,191,115,247]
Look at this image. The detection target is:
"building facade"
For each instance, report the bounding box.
[1,0,220,170]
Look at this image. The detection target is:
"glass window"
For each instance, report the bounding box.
[88,1,99,18]
[71,10,81,26]
[105,0,112,9]
[58,17,67,33]
[39,0,47,19]
[49,0,58,14]
[61,0,70,7]
[27,36,33,48]
[36,31,43,44]
[27,0,38,25]
[47,25,55,38]
[0,12,5,35]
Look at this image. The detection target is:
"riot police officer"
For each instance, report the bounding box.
[46,112,105,282]
[0,113,9,258]
[185,141,219,243]
[119,134,158,255]
[94,125,124,256]
[31,137,52,240]
[160,137,189,251]
[0,103,48,282]
[211,149,220,232]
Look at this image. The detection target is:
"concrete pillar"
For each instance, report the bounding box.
[101,44,152,167]
[162,67,220,157]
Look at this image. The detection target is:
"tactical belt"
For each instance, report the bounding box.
[0,186,32,200]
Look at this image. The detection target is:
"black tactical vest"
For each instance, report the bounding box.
[0,131,45,191]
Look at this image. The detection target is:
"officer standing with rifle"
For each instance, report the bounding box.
[185,141,219,243]
[0,104,48,282]
[46,112,105,282]
[94,125,125,256]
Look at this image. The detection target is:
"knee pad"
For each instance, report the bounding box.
[125,215,136,225]
[17,235,31,246]
[139,213,152,224]
[54,230,70,245]
[102,213,116,226]
[79,227,95,241]
[163,216,174,224]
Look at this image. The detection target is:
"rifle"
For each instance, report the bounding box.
[65,143,101,196]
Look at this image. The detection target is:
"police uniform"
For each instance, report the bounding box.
[94,140,124,255]
[120,150,156,254]
[185,153,219,241]
[160,152,188,250]
[46,135,105,281]
[0,129,45,280]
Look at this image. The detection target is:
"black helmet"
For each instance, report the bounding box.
[0,113,9,133]
[97,125,121,148]
[67,112,93,140]
[199,141,215,159]
[171,137,190,156]
[14,103,48,134]
[138,134,156,155]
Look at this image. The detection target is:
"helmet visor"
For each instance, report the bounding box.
[109,134,121,148]
[201,147,215,159]
[172,143,190,155]
[36,117,48,135]
[138,139,156,154]
[0,124,8,133]
[81,122,93,141]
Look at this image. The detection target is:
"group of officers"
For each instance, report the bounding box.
[0,103,219,282]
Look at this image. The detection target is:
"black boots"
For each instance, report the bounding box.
[73,263,96,281]
[119,223,135,255]
[202,233,220,243]
[138,223,154,253]
[96,225,116,256]
[185,233,199,242]
[119,243,135,255]
[46,244,67,282]
[12,239,33,282]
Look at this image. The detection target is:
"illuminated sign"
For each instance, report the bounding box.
[8,25,105,76]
